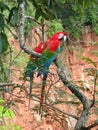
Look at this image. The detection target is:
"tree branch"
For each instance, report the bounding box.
[0,83,20,87]
[25,16,41,25]
[27,95,79,120]
[55,60,93,130]
[18,2,41,57]
[46,103,78,120]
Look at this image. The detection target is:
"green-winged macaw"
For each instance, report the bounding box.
[24,32,67,108]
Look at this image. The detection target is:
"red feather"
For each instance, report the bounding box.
[32,32,67,53]
[34,42,43,54]
[43,32,67,52]
[27,31,67,110]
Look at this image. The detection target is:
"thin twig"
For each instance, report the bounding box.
[12,50,22,63]
[0,83,20,87]
[25,16,41,25]
[28,96,78,120]
[46,103,78,120]
[7,45,13,82]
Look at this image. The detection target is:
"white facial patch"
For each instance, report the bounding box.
[58,33,64,40]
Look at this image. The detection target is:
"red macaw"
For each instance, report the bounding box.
[25,32,67,108]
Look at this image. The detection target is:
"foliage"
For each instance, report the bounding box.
[11,47,28,68]
[28,0,54,20]
[47,19,64,37]
[1,0,98,41]
[81,56,97,67]
[0,98,15,120]
[0,56,7,82]
[0,98,22,130]
[0,32,9,54]
[24,1,37,36]
[30,0,98,38]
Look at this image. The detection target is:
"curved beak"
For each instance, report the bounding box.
[64,35,67,41]
[58,34,67,41]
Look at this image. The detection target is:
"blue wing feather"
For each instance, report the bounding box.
[37,46,60,78]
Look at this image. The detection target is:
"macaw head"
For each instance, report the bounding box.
[50,32,67,41]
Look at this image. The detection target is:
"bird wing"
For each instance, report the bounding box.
[43,39,60,52]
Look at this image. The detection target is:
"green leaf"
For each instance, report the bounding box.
[17,0,24,5]
[0,13,5,30]
[8,7,18,26]
[0,32,9,54]
[74,30,80,38]
[0,106,15,119]
[0,2,10,12]
[59,0,65,4]
[47,19,63,37]
[0,98,5,103]
[81,56,97,67]
[12,8,18,26]
[35,8,41,19]
[30,0,37,8]
[7,7,15,23]
[3,109,15,119]
[83,67,98,77]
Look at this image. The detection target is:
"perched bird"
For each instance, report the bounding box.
[24,32,67,108]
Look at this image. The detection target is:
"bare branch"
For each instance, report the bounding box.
[0,83,19,87]
[46,103,78,120]
[55,60,92,107]
[28,95,79,120]
[25,16,41,25]
[18,2,41,57]
[55,60,93,130]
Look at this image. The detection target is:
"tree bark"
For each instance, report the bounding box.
[55,60,93,130]
[18,2,41,58]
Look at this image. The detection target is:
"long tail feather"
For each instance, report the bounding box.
[40,76,47,113]
[28,75,33,109]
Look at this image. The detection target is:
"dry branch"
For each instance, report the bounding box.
[46,103,78,120]
[0,83,18,87]
[55,60,94,130]
[25,16,41,25]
